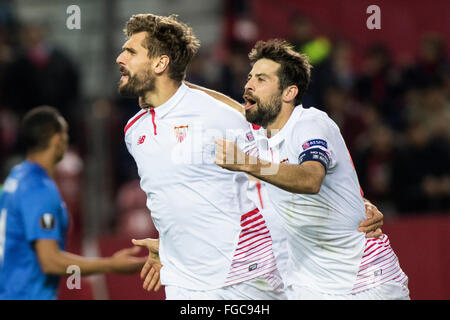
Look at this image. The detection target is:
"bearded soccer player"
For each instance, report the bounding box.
[215,39,410,299]
[117,14,384,299]
[0,106,146,300]
[117,14,287,300]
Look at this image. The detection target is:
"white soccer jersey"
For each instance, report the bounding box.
[251,105,408,295]
[124,83,281,290]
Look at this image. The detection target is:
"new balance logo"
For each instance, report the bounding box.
[137,135,146,145]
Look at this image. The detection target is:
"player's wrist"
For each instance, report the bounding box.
[101,257,116,273]
[241,155,258,174]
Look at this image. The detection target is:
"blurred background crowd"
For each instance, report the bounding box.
[0,0,449,299]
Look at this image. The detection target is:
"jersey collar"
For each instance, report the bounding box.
[151,82,188,118]
[23,160,50,178]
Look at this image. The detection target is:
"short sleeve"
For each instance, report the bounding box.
[19,184,65,243]
[290,117,337,173]
[124,130,133,155]
[124,109,147,155]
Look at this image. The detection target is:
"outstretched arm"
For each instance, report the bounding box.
[184,81,244,115]
[34,240,146,276]
[215,138,325,194]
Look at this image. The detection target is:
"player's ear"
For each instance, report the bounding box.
[46,133,61,158]
[154,55,170,74]
[48,133,60,149]
[282,85,298,104]
[51,132,66,151]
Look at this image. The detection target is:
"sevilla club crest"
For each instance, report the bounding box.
[174,125,188,143]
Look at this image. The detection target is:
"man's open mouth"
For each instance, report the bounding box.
[119,68,130,81]
[244,96,257,110]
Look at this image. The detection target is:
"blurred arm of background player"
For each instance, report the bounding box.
[186,81,383,237]
[18,106,147,277]
[35,240,146,276]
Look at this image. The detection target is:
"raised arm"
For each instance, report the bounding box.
[215,139,325,194]
[184,81,244,115]
[215,139,384,238]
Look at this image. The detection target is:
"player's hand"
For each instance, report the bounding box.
[358,201,383,239]
[109,246,147,274]
[215,139,249,172]
[132,238,162,292]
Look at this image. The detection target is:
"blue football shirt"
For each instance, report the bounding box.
[0,161,69,299]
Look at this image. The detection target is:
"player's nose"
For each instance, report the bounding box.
[116,52,125,65]
[244,79,254,92]
[244,80,255,93]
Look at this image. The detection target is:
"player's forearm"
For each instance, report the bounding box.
[243,158,324,194]
[61,251,114,275]
[41,250,113,276]
[184,81,244,114]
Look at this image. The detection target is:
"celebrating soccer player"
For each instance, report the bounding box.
[215,40,410,299]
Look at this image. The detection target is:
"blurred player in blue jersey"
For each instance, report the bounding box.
[0,106,146,300]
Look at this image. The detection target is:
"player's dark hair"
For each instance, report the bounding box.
[21,106,65,154]
[248,39,312,106]
[124,13,200,82]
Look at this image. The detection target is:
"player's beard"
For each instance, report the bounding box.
[244,90,283,128]
[118,65,156,97]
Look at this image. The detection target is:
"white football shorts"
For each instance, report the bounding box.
[165,275,287,300]
[286,280,410,300]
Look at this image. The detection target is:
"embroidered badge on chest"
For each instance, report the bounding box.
[174,125,189,143]
[246,131,254,142]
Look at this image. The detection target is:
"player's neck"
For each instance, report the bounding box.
[265,104,295,138]
[140,78,181,108]
[26,152,57,178]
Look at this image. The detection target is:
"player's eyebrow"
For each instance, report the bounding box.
[122,46,137,54]
[248,72,270,79]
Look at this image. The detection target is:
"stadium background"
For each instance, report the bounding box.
[0,0,448,299]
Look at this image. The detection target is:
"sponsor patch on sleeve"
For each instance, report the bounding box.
[302,139,328,150]
[40,213,55,230]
